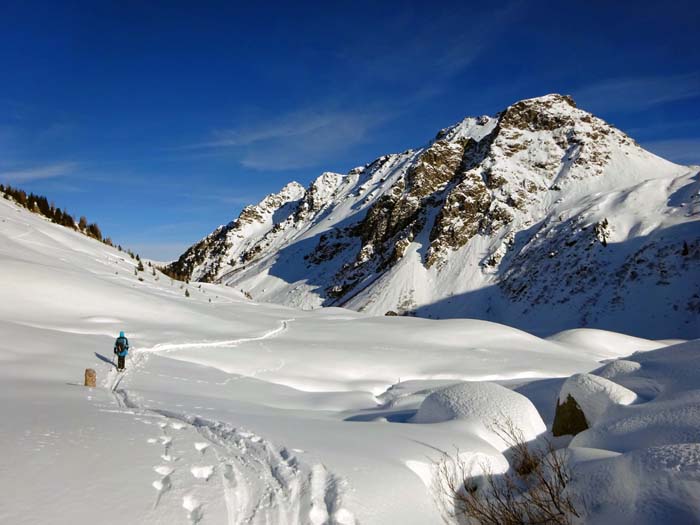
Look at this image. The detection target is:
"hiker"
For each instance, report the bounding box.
[113,331,130,371]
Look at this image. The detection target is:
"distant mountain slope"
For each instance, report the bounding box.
[0,182,142,259]
[168,94,700,338]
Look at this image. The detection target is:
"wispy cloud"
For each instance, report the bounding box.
[574,73,700,113]
[0,162,78,184]
[641,138,700,165]
[184,107,395,171]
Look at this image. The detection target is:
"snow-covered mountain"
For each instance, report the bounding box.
[168,94,700,339]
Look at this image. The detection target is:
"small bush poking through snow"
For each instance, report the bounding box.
[437,419,582,525]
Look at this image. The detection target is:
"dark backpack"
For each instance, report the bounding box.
[115,337,128,353]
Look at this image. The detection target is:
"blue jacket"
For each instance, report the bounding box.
[114,336,129,357]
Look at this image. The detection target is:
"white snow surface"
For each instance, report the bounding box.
[1,193,699,524]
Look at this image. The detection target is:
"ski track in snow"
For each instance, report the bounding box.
[143,319,294,354]
[99,319,355,524]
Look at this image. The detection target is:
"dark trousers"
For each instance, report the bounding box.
[117,355,125,370]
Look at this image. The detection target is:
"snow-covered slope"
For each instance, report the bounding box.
[168,94,700,339]
[3,182,691,524]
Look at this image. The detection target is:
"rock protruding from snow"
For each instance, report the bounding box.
[295,172,345,220]
[554,373,638,434]
[552,394,589,437]
[412,381,545,450]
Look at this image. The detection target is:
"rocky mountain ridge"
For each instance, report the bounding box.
[167,94,700,338]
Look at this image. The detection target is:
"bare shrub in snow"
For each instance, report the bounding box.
[437,419,581,525]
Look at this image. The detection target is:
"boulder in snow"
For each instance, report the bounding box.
[552,394,588,437]
[552,373,637,436]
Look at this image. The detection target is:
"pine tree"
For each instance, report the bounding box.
[61,212,75,228]
[15,190,27,206]
[87,223,102,240]
[185,289,190,297]
[137,260,145,272]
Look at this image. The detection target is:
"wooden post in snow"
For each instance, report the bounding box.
[84,368,96,387]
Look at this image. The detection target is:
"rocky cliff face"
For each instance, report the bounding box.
[166,94,700,338]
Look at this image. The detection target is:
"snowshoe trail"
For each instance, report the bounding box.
[112,389,357,525]
[94,323,355,525]
[150,411,357,525]
[144,319,294,354]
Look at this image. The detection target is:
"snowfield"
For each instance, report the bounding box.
[1,193,699,524]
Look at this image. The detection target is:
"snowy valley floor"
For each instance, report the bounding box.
[1,197,699,524]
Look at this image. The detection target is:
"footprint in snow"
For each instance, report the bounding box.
[194,442,209,454]
[182,494,204,524]
[170,422,186,430]
[190,465,214,481]
[152,477,171,493]
[152,467,173,508]
[154,465,174,476]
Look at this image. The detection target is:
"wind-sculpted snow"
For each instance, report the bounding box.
[411,381,546,448]
[169,94,700,339]
[559,340,700,524]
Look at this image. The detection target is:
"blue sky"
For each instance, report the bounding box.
[1,1,698,259]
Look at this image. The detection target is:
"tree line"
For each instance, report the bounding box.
[0,182,137,258]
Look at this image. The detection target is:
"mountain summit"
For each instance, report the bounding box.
[167,94,700,338]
